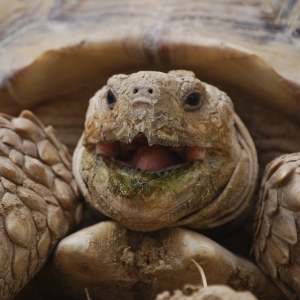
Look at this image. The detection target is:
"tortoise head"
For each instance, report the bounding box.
[73,70,258,231]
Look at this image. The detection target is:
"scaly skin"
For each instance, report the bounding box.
[54,70,286,300]
[73,70,258,232]
[0,111,82,300]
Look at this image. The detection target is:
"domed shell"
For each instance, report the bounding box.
[0,1,300,299]
[0,0,299,173]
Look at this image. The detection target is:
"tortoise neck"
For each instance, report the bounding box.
[171,113,258,229]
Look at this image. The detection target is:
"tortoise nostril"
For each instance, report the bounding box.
[132,86,154,96]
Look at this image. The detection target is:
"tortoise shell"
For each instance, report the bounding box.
[0,1,300,299]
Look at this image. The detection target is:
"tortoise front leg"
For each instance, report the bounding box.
[254,153,300,299]
[52,221,284,300]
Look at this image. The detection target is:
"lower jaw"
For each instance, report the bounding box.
[102,155,198,197]
[81,151,232,231]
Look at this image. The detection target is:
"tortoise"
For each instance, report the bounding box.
[0,0,300,299]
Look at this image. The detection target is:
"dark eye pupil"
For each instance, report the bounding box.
[186,92,201,106]
[107,90,116,107]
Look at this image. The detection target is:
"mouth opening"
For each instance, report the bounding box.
[95,133,205,171]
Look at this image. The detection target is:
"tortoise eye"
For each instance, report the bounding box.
[107,90,116,109]
[184,92,202,110]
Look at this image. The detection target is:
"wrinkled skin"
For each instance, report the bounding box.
[10,70,300,300]
[74,70,257,232]
[49,70,285,300]
[1,1,300,299]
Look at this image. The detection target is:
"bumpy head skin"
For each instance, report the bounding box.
[74,70,258,231]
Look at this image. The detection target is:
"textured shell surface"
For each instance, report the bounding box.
[0,1,300,300]
[0,0,299,173]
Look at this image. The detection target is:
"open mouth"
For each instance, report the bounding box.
[95,133,206,171]
[79,131,234,231]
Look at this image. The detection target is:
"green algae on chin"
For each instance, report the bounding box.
[101,156,202,198]
[80,148,235,231]
[82,151,231,206]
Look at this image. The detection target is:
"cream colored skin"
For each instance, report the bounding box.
[74,70,257,232]
[55,70,286,300]
[1,2,300,300]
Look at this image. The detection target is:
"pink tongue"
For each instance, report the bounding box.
[131,145,180,171]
